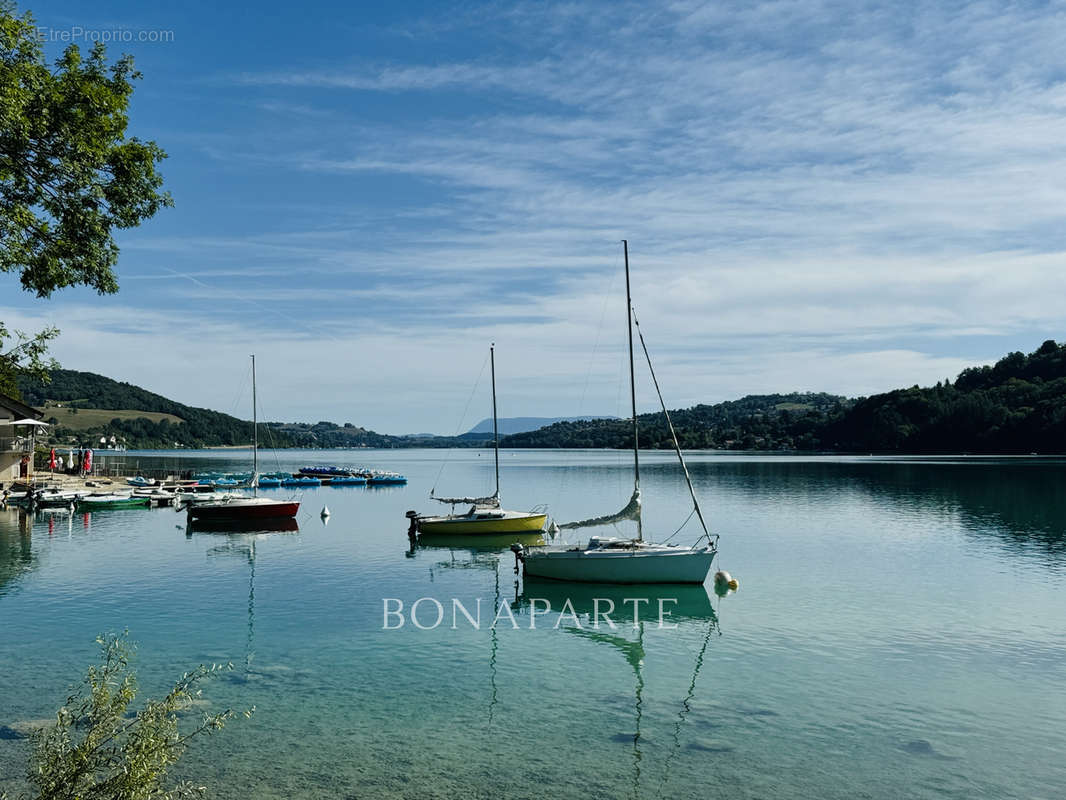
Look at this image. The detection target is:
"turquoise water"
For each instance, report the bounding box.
[2,450,1065,799]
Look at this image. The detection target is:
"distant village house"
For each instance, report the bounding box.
[0,391,45,485]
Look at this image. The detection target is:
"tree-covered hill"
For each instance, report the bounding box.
[821,339,1066,453]
[501,393,848,450]
[18,341,1066,453]
[18,369,297,449]
[502,341,1066,454]
[17,369,471,450]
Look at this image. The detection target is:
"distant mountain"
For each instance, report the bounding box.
[466,416,617,436]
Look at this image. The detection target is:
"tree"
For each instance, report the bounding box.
[1,2,172,297]
[0,321,57,397]
[3,631,249,800]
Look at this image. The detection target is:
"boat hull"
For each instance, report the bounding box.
[521,544,716,584]
[187,501,300,521]
[77,497,151,510]
[417,513,547,535]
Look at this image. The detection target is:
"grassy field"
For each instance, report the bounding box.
[39,407,185,431]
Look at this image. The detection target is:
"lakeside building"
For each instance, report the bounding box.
[0,392,45,486]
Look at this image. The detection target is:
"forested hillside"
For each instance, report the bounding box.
[18,369,297,449]
[822,339,1066,452]
[18,341,1066,453]
[501,393,847,449]
[502,341,1066,454]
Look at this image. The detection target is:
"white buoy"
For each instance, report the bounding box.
[321,506,331,518]
[713,569,732,586]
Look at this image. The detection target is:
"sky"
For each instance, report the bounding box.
[3,0,1066,434]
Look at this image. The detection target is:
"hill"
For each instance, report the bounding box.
[501,340,1066,454]
[17,369,463,450]
[501,393,848,449]
[18,369,298,450]
[465,416,617,436]
[18,340,1066,453]
[821,339,1066,452]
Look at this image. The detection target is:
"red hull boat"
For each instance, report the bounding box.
[187,498,300,522]
[186,356,301,525]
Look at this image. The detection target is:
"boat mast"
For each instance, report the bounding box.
[623,240,641,541]
[251,354,258,496]
[491,343,500,499]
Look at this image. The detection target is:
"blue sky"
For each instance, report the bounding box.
[3,0,1066,434]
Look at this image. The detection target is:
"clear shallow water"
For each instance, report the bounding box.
[2,450,1065,799]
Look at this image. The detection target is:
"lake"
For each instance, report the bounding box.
[2,449,1065,799]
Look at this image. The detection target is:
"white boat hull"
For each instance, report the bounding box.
[521,541,716,584]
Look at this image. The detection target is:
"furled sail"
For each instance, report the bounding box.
[556,488,641,529]
[431,491,500,508]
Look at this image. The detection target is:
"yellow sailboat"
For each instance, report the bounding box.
[410,345,547,536]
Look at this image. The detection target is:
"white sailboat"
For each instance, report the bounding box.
[410,345,547,535]
[515,241,718,584]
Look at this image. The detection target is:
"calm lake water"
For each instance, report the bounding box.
[2,449,1065,799]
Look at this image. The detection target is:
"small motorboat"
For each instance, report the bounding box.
[77,494,151,510]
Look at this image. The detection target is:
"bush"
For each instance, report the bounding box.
[3,632,250,800]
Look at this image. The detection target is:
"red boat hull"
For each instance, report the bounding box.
[187,501,300,521]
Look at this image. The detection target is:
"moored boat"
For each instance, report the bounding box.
[77,493,151,510]
[185,356,299,523]
[516,242,718,585]
[187,495,301,522]
[410,345,546,536]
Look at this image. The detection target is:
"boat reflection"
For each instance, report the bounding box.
[413,531,545,550]
[407,530,546,566]
[186,516,300,536]
[515,580,719,799]
[187,517,299,678]
[516,579,716,624]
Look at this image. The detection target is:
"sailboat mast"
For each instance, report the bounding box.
[251,354,258,495]
[491,343,500,498]
[623,241,640,489]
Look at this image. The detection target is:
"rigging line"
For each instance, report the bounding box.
[660,506,696,544]
[631,306,714,546]
[253,394,284,474]
[656,616,718,799]
[431,349,491,496]
[227,365,250,419]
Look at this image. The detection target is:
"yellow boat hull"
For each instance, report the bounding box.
[417,513,547,536]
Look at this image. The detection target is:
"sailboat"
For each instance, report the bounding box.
[187,356,300,523]
[514,241,718,584]
[410,345,548,535]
